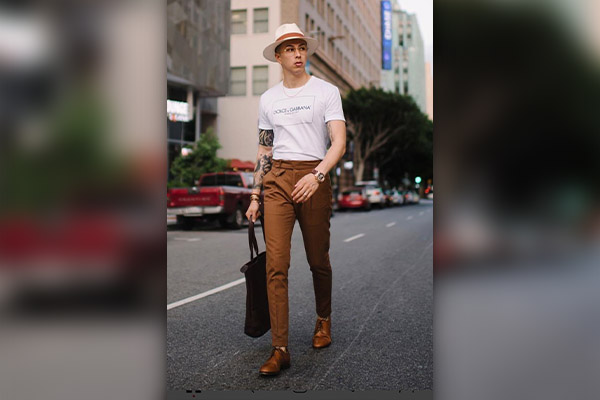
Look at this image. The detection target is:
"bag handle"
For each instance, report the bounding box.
[248,215,265,260]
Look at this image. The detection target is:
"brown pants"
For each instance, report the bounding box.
[263,159,333,347]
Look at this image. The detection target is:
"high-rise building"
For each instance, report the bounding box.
[425,62,433,120]
[167,0,231,177]
[217,0,381,172]
[380,2,427,114]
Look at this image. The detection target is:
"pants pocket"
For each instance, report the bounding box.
[310,178,332,210]
[264,168,286,193]
[274,168,286,177]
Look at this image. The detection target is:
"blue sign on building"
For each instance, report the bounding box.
[381,0,392,70]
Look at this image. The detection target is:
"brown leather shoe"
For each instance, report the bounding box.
[312,316,332,348]
[259,347,291,376]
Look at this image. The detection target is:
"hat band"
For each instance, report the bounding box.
[276,32,306,42]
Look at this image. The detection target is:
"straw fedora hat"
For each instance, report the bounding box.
[262,23,318,63]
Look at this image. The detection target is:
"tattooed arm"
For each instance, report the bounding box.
[252,129,274,194]
[246,128,273,222]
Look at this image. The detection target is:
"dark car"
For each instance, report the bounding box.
[338,187,371,211]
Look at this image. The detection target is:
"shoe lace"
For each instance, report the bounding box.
[315,318,326,333]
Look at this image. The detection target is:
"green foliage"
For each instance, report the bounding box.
[342,87,433,186]
[169,127,228,187]
[1,85,124,214]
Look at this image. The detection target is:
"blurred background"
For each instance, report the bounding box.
[435,0,600,399]
[0,1,164,400]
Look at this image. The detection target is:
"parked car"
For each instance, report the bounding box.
[400,189,420,204]
[412,190,421,204]
[338,187,371,211]
[401,190,414,204]
[385,189,403,206]
[167,172,257,230]
[355,181,385,208]
[383,190,393,207]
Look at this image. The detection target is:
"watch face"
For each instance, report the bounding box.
[312,169,325,182]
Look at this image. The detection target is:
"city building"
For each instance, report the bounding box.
[425,62,433,120]
[217,0,382,189]
[380,1,427,114]
[167,0,231,178]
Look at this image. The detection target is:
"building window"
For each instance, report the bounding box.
[253,66,269,95]
[317,26,322,48]
[253,8,268,33]
[231,10,247,34]
[229,67,246,96]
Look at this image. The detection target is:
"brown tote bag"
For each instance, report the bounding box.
[240,217,270,337]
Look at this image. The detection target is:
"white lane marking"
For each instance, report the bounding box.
[167,278,246,311]
[407,216,413,220]
[344,233,365,242]
[386,222,396,227]
[173,238,201,242]
[419,211,425,216]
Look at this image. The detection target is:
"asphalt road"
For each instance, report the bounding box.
[167,200,433,391]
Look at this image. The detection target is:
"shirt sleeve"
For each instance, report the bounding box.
[258,95,273,130]
[324,86,346,123]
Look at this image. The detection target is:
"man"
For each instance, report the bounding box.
[245,23,346,376]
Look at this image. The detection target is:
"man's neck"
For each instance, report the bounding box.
[282,71,311,88]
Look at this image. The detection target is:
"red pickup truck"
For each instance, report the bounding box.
[167,172,258,230]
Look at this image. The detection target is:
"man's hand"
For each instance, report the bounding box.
[292,173,320,203]
[246,200,261,222]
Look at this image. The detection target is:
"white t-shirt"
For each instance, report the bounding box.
[258,76,346,161]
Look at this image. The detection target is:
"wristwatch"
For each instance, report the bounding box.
[312,169,325,184]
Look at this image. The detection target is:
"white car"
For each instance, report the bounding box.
[385,189,403,206]
[391,189,404,205]
[402,190,420,204]
[356,181,385,208]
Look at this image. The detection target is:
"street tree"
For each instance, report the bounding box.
[169,127,228,187]
[378,113,433,188]
[342,87,432,185]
